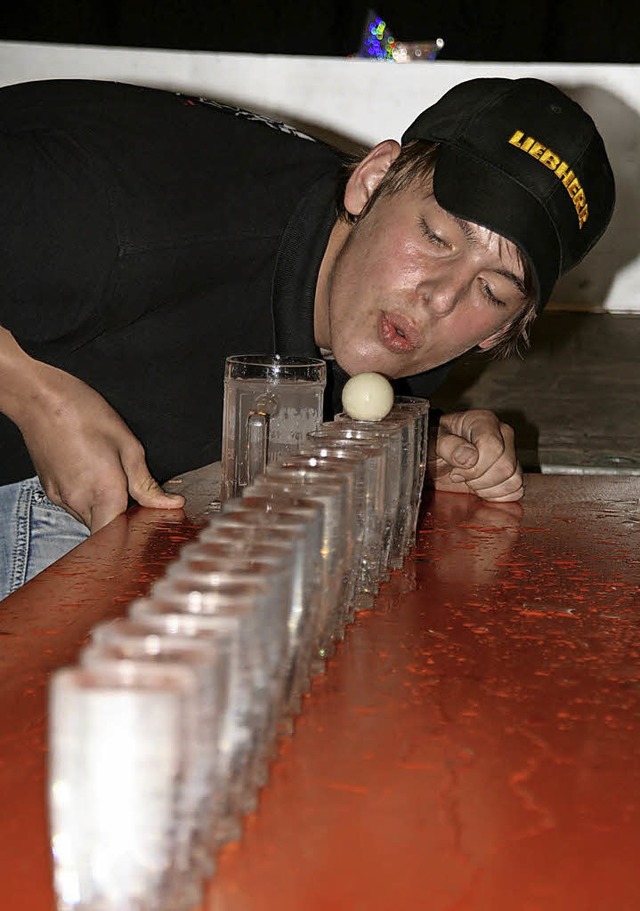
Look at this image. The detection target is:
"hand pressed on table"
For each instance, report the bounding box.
[428,409,524,502]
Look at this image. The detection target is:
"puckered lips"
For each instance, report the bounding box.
[378,311,421,354]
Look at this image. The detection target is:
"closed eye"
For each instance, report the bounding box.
[419,217,448,248]
[480,280,506,308]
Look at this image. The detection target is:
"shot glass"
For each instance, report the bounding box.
[49,660,198,911]
[298,441,381,607]
[388,396,430,544]
[197,522,298,650]
[277,451,366,616]
[193,523,304,728]
[307,430,388,586]
[214,501,324,715]
[318,420,402,575]
[263,461,356,633]
[378,410,418,557]
[241,477,347,672]
[169,539,291,700]
[236,492,328,688]
[332,415,414,569]
[82,619,229,880]
[128,588,264,844]
[253,466,352,656]
[162,551,290,793]
[394,395,430,481]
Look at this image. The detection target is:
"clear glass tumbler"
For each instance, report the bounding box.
[49,660,198,911]
[387,396,430,546]
[212,502,323,716]
[82,619,229,883]
[253,467,351,657]
[319,420,403,573]
[128,589,263,845]
[307,430,388,586]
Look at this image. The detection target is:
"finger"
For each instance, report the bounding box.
[479,486,525,503]
[468,468,525,501]
[132,473,186,509]
[121,442,186,509]
[462,456,521,492]
[433,473,479,494]
[452,425,518,485]
[89,478,184,532]
[438,411,509,479]
[463,427,511,478]
[434,429,480,471]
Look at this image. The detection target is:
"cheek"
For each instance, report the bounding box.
[330,248,375,323]
[337,219,395,291]
[453,313,504,354]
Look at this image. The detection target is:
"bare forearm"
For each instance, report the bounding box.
[0,324,50,427]
[0,323,184,529]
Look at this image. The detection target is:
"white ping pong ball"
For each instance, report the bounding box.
[342,372,394,421]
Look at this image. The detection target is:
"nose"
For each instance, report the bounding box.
[418,256,474,318]
[417,266,468,317]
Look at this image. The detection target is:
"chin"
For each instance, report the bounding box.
[336,351,388,378]
[331,346,364,377]
[334,336,396,378]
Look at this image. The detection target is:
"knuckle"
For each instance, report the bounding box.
[470,409,499,428]
[138,474,160,495]
[499,421,516,442]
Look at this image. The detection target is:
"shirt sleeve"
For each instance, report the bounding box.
[0,124,118,350]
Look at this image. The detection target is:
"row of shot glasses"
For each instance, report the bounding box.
[48,395,429,911]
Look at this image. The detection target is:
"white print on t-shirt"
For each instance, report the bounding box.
[178,94,316,142]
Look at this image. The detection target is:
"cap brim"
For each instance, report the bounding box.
[432,145,562,309]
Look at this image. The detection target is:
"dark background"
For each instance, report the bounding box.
[0,1,638,62]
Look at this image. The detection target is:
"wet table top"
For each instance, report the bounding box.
[1,472,639,911]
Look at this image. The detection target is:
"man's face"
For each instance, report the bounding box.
[318,165,531,379]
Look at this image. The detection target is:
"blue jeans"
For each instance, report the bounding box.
[0,477,90,600]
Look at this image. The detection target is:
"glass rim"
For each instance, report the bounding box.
[152,575,271,600]
[89,619,223,655]
[130,598,254,630]
[226,353,326,367]
[208,510,312,531]
[225,353,327,382]
[50,660,197,692]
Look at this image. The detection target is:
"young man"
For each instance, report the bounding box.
[0,76,615,597]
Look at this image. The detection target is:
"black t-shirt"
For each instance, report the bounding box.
[0,79,450,485]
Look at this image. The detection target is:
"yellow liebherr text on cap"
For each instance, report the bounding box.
[508,131,589,228]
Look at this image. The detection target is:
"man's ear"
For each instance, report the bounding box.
[343,140,401,218]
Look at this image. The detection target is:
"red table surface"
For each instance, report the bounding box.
[1,474,639,911]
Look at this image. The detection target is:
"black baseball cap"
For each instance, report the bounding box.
[402,78,615,310]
